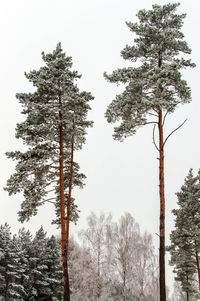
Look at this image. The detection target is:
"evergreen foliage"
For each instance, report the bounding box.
[5,43,93,224]
[104,2,194,140]
[104,4,195,299]
[0,225,62,300]
[0,224,28,300]
[168,169,200,299]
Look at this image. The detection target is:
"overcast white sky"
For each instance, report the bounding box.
[0,0,200,293]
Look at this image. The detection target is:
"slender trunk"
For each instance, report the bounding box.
[186,274,189,301]
[158,109,166,301]
[123,269,127,301]
[195,240,200,290]
[66,137,74,256]
[59,96,70,301]
[157,50,166,301]
[97,239,101,299]
[64,138,74,301]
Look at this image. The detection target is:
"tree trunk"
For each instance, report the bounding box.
[59,96,70,301]
[123,269,127,301]
[195,240,200,290]
[66,138,74,257]
[158,109,166,301]
[97,238,101,299]
[62,138,74,301]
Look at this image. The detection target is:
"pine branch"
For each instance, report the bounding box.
[44,180,59,186]
[148,112,158,118]
[162,111,168,127]
[152,125,159,152]
[152,108,159,114]
[138,121,158,126]
[163,119,187,147]
[48,164,59,169]
[41,188,55,195]
[25,166,58,177]
[39,197,57,205]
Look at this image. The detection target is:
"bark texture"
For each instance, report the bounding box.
[158,109,166,301]
[66,138,74,257]
[195,240,200,291]
[59,96,70,301]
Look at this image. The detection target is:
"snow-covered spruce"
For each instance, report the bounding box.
[168,169,200,300]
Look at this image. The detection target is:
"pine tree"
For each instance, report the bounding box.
[168,169,200,300]
[104,3,195,300]
[5,43,93,300]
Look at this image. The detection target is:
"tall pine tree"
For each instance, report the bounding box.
[104,3,195,300]
[5,43,93,300]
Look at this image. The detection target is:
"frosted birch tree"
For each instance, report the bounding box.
[79,212,159,301]
[104,3,195,300]
[79,212,113,300]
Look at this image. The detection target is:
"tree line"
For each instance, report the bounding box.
[0,212,174,300]
[4,2,197,301]
[1,210,198,301]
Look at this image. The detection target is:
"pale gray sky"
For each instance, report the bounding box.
[0,0,200,293]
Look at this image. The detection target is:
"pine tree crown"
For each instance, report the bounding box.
[104,2,195,141]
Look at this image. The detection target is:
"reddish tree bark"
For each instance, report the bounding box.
[158,109,166,301]
[195,240,200,290]
[59,95,70,301]
[66,137,74,257]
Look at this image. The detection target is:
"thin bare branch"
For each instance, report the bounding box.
[148,112,158,117]
[41,188,55,195]
[152,125,159,152]
[47,170,59,175]
[162,111,168,127]
[137,121,158,127]
[152,108,159,114]
[48,163,59,169]
[44,180,59,186]
[163,119,187,147]
[38,197,57,205]
[48,165,59,170]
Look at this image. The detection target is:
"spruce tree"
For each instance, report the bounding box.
[168,169,200,300]
[0,224,27,300]
[45,235,62,300]
[104,3,195,300]
[17,228,33,300]
[5,43,93,300]
[25,226,62,301]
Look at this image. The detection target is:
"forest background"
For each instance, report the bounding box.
[0,0,200,294]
